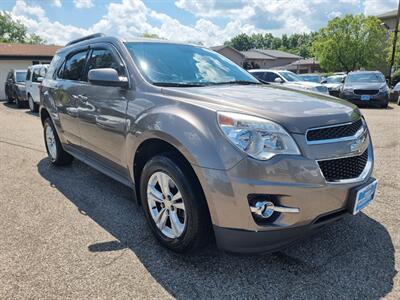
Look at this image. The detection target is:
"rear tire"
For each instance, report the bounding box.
[43,118,73,166]
[140,154,211,253]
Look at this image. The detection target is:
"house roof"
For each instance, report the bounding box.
[240,50,274,60]
[289,58,319,66]
[0,43,61,58]
[254,49,301,59]
[377,9,398,19]
[210,45,227,51]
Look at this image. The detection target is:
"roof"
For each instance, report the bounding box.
[240,50,274,60]
[289,58,319,66]
[254,49,301,59]
[0,43,61,58]
[209,44,244,57]
[210,45,227,51]
[377,9,398,19]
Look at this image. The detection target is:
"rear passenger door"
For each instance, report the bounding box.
[77,44,132,176]
[56,49,89,151]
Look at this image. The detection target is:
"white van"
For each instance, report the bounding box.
[26,64,48,112]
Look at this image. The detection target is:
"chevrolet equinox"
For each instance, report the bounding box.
[40,34,377,253]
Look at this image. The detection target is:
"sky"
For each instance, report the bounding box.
[0,0,398,46]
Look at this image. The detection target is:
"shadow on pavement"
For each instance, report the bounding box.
[37,158,396,299]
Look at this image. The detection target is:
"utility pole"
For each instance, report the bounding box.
[389,0,400,85]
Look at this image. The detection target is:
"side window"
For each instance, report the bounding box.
[26,68,32,81]
[63,51,88,81]
[46,54,61,80]
[251,72,264,81]
[264,72,279,82]
[32,68,41,82]
[86,49,125,77]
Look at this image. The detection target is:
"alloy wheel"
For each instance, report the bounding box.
[45,125,57,160]
[147,171,186,239]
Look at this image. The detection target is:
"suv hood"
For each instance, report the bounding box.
[344,82,386,90]
[162,84,360,133]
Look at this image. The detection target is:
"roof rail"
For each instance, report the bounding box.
[65,33,106,47]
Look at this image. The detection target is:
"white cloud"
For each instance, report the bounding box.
[8,0,399,47]
[73,0,94,9]
[363,0,397,15]
[51,0,62,7]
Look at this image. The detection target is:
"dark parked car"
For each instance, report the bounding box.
[40,34,376,254]
[5,69,27,108]
[339,71,389,108]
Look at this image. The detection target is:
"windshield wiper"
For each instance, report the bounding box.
[153,82,206,87]
[208,80,260,85]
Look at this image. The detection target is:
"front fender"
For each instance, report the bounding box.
[126,103,245,178]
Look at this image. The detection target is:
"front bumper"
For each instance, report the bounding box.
[193,136,374,253]
[340,92,389,107]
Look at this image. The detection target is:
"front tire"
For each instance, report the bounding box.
[43,118,73,166]
[397,96,400,106]
[28,95,39,112]
[140,155,211,253]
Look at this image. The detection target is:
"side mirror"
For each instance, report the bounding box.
[37,77,44,82]
[88,68,128,88]
[274,77,284,84]
[321,79,327,84]
[341,78,345,83]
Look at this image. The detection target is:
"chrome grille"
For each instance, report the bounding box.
[307,119,363,142]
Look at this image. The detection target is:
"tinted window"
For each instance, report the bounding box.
[346,72,385,83]
[125,42,258,86]
[63,51,88,81]
[15,72,27,82]
[251,72,265,81]
[86,49,124,76]
[32,68,41,82]
[26,68,31,81]
[45,54,62,79]
[264,72,280,82]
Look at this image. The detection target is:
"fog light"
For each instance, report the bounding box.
[250,201,300,219]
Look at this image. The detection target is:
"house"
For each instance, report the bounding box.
[377,9,399,30]
[0,43,61,99]
[209,45,244,66]
[210,45,301,69]
[273,58,323,74]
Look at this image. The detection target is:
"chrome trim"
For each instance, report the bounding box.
[317,144,373,185]
[306,118,365,145]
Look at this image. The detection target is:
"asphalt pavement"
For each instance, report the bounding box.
[0,101,399,299]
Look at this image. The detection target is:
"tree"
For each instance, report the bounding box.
[312,14,387,72]
[0,12,45,44]
[227,33,254,51]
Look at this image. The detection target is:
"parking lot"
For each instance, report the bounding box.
[0,101,399,299]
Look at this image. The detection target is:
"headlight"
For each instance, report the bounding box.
[217,112,300,160]
[379,85,388,93]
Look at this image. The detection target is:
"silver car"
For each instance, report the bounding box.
[40,34,376,253]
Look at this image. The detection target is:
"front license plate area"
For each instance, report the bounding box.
[361,95,370,101]
[352,180,377,215]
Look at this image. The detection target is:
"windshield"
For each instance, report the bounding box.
[326,76,344,83]
[278,71,302,82]
[346,73,385,83]
[300,75,320,83]
[16,72,27,82]
[124,42,259,86]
